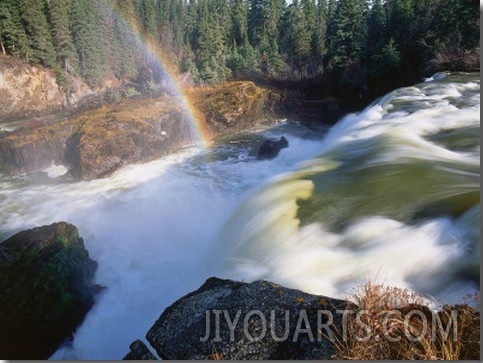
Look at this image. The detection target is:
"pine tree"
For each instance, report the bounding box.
[328,0,367,68]
[70,0,108,87]
[19,0,57,67]
[47,0,79,75]
[111,0,140,81]
[196,0,231,84]
[312,0,327,70]
[231,0,249,47]
[280,0,311,77]
[366,0,388,80]
[140,0,158,38]
[0,0,31,59]
[325,0,338,65]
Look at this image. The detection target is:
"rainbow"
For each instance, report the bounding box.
[105,3,212,147]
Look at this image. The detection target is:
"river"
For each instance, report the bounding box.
[0,72,479,359]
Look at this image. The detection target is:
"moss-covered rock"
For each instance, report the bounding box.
[187,81,283,139]
[0,222,101,359]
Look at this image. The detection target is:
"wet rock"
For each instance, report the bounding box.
[0,222,101,359]
[256,136,289,160]
[130,277,349,360]
[123,340,157,360]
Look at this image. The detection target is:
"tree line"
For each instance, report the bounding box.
[0,0,479,101]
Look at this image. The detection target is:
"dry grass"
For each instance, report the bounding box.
[428,46,480,72]
[331,281,480,360]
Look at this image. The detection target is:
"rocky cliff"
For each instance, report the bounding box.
[0,222,101,359]
[0,55,98,120]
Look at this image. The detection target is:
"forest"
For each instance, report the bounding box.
[0,0,479,102]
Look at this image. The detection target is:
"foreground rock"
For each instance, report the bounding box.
[125,277,349,360]
[256,136,289,160]
[0,222,101,359]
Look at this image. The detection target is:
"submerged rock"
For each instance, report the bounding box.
[256,136,289,160]
[126,277,349,360]
[0,222,101,359]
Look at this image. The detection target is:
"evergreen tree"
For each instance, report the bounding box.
[196,0,231,84]
[384,0,416,68]
[281,0,311,77]
[19,0,56,67]
[430,0,480,50]
[324,0,338,66]
[0,0,478,97]
[365,0,388,81]
[325,0,369,97]
[312,0,327,70]
[70,0,108,86]
[328,0,367,68]
[111,0,140,81]
[0,0,31,59]
[141,0,158,39]
[231,0,249,47]
[47,0,79,75]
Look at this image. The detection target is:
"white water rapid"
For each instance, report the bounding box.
[0,72,479,359]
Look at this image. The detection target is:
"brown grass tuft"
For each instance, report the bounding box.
[331,281,480,360]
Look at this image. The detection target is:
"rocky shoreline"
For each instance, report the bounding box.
[0,54,356,181]
[0,81,288,180]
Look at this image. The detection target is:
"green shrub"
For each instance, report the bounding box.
[105,88,122,104]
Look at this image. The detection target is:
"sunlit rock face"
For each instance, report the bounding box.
[0,55,95,120]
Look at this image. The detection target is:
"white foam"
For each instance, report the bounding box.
[42,164,69,178]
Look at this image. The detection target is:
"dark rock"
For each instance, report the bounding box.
[0,222,102,359]
[256,136,289,160]
[138,277,350,360]
[123,340,157,360]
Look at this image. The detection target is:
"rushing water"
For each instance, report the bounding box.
[0,73,479,359]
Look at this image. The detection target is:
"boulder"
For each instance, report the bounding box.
[188,81,283,137]
[123,340,157,360]
[126,277,350,360]
[256,136,289,160]
[0,222,102,359]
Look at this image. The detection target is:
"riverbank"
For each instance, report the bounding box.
[0,81,286,180]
